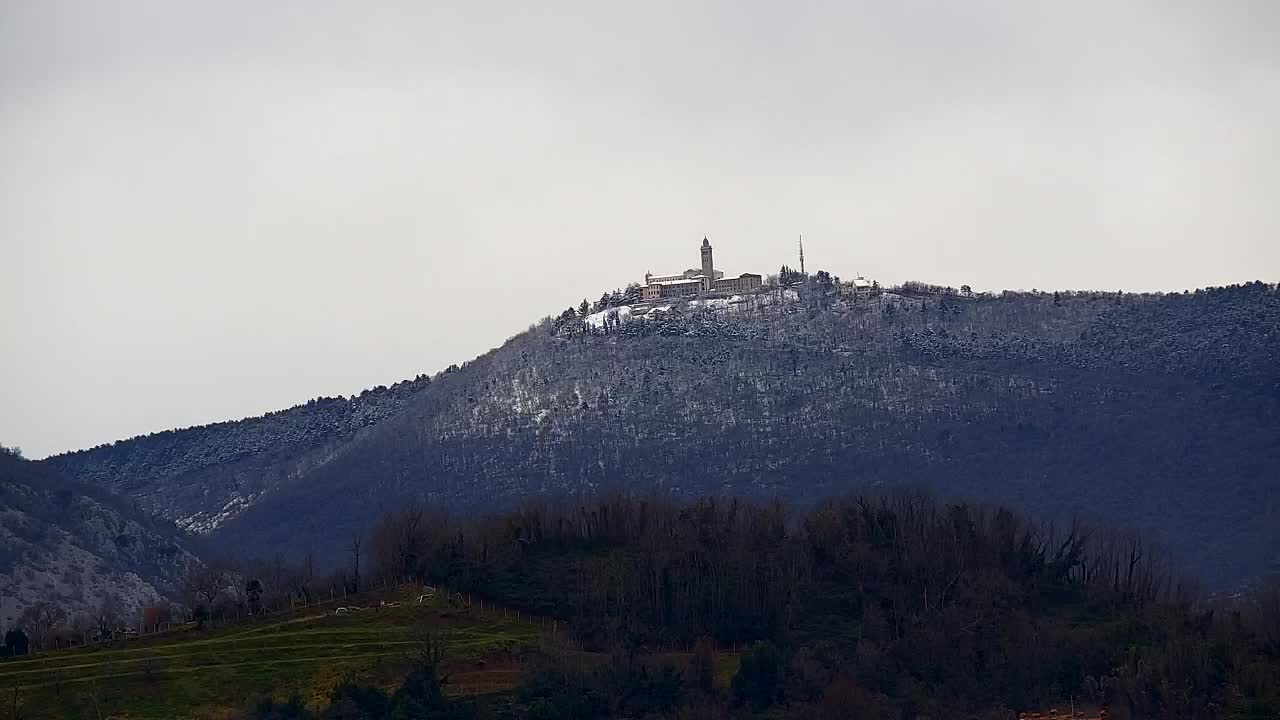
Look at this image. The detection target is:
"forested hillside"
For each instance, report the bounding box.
[216,282,1279,589]
[42,376,431,532]
[8,491,1278,719]
[0,449,197,630]
[48,282,1280,589]
[355,492,1280,719]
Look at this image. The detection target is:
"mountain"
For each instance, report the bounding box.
[43,281,1280,589]
[43,375,432,533]
[0,449,198,628]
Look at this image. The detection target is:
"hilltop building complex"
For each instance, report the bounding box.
[642,237,763,300]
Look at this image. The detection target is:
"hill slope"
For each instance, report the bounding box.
[0,587,544,720]
[0,451,198,628]
[47,282,1280,589]
[43,376,431,533]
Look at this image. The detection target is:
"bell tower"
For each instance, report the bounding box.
[700,236,714,292]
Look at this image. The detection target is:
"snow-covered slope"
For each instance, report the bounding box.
[210,284,1280,589]
[38,282,1280,590]
[42,376,433,533]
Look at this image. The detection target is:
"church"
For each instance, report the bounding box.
[641,237,763,301]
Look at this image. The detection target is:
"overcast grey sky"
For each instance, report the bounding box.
[2,1,1277,458]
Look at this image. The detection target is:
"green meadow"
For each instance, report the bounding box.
[0,589,545,720]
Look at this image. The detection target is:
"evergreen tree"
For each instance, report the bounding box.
[322,682,389,720]
[2,628,29,657]
[246,579,264,614]
[732,641,783,709]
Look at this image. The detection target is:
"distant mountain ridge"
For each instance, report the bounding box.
[42,282,1280,589]
[42,376,432,532]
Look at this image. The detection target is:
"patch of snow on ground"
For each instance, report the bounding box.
[585,305,633,329]
[690,295,749,311]
[584,293,770,326]
[689,298,728,310]
[178,493,259,534]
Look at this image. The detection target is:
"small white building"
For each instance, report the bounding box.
[846,276,874,295]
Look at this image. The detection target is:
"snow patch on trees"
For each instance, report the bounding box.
[585,305,633,329]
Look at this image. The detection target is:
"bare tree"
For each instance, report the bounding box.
[70,613,94,640]
[304,547,316,601]
[265,553,289,602]
[408,618,453,687]
[181,563,228,619]
[372,504,439,580]
[16,602,66,653]
[92,596,122,643]
[349,530,364,592]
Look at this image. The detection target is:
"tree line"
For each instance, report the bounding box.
[352,490,1280,718]
[7,489,1279,718]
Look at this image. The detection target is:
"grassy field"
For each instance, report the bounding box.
[0,588,546,720]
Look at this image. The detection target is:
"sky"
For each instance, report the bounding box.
[2,1,1277,458]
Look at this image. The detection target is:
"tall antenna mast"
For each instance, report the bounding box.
[799,235,806,274]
